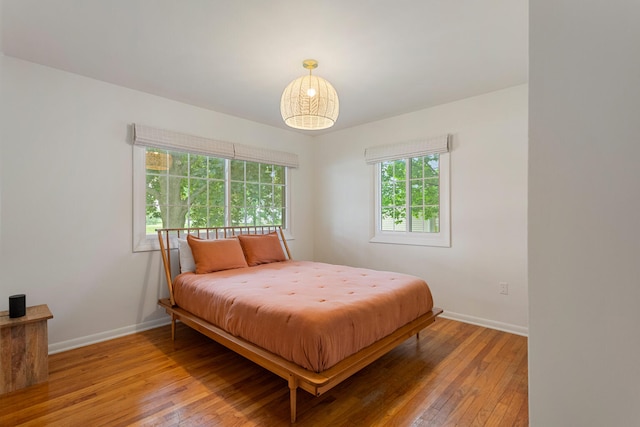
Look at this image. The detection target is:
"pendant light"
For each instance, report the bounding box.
[280,59,339,130]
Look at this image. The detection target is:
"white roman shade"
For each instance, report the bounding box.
[364,134,450,164]
[133,124,299,168]
[133,124,235,159]
[234,144,299,168]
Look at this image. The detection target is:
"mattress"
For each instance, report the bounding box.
[173,260,434,372]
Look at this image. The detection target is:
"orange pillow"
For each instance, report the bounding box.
[237,233,287,267]
[186,235,248,274]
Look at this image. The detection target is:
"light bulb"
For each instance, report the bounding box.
[307,88,316,97]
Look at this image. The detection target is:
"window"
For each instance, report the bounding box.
[366,135,450,247]
[133,124,296,251]
[144,148,286,232]
[229,159,286,227]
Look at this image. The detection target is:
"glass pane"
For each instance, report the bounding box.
[146,175,166,205]
[188,205,208,228]
[381,161,394,182]
[246,183,260,207]
[208,207,225,227]
[381,207,406,231]
[381,181,394,208]
[424,154,439,178]
[393,160,406,180]
[230,160,244,181]
[244,208,257,226]
[259,164,272,183]
[410,180,424,206]
[279,208,285,227]
[274,185,284,208]
[230,182,245,201]
[188,178,207,205]
[145,203,163,234]
[273,165,285,185]
[156,204,169,228]
[145,148,172,172]
[165,205,188,228]
[258,207,276,225]
[411,207,425,232]
[425,205,440,218]
[381,207,394,231]
[208,157,225,180]
[260,184,274,206]
[410,157,423,179]
[394,181,406,206]
[246,161,260,183]
[167,151,188,175]
[419,206,440,233]
[189,154,207,178]
[168,177,188,206]
[230,207,245,226]
[424,180,440,205]
[208,180,225,206]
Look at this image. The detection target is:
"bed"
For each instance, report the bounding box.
[157,226,442,422]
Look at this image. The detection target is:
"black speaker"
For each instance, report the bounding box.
[9,294,26,318]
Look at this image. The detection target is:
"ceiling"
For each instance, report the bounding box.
[1,0,528,135]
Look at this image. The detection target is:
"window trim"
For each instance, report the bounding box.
[132,146,293,252]
[370,152,451,247]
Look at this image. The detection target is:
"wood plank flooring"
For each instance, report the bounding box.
[0,318,528,426]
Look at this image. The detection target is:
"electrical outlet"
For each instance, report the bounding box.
[499,282,509,295]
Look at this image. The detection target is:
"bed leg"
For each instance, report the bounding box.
[288,375,298,423]
[171,314,176,341]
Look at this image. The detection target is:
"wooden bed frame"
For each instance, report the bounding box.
[156,226,443,423]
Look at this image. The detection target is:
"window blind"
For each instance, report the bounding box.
[133,124,235,159]
[364,134,450,164]
[234,144,299,168]
[133,124,299,168]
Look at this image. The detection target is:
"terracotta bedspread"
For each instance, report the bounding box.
[173,260,434,372]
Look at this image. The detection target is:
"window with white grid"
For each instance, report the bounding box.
[367,135,450,247]
[132,124,295,251]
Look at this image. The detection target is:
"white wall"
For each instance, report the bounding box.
[0,54,529,353]
[313,85,529,334]
[529,2,640,425]
[0,2,4,239]
[0,56,315,351]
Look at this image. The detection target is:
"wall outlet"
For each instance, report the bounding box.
[499,282,509,295]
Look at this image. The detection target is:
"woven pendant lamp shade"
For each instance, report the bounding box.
[280,60,339,130]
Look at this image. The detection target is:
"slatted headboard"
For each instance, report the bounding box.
[156,226,291,305]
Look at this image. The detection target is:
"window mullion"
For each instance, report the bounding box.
[186,154,191,228]
[244,162,248,225]
[224,159,231,227]
[406,159,412,232]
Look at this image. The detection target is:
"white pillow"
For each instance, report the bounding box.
[177,238,196,273]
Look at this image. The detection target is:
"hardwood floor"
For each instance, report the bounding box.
[0,318,528,426]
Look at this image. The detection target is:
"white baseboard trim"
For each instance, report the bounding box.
[440,310,528,337]
[47,311,526,354]
[48,317,172,355]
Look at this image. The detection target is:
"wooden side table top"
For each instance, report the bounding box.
[0,304,53,328]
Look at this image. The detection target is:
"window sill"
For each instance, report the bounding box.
[133,229,295,253]
[370,232,450,248]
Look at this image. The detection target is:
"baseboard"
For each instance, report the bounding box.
[440,310,528,337]
[47,311,526,354]
[48,317,172,354]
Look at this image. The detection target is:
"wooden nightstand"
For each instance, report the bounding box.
[0,304,53,394]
